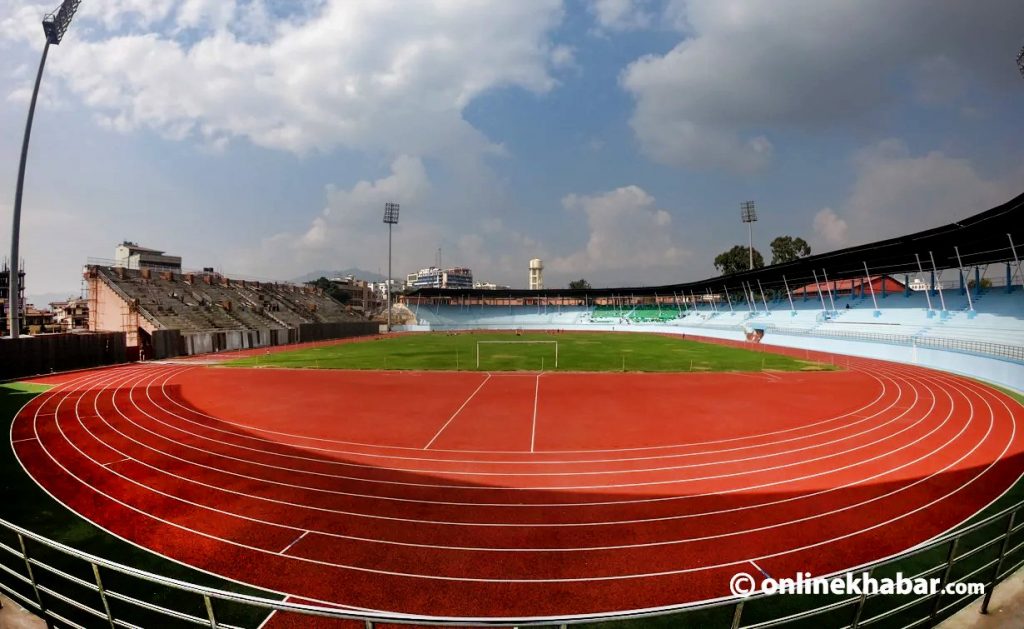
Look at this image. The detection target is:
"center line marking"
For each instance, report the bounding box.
[423,373,492,449]
[531,373,542,453]
[279,531,309,555]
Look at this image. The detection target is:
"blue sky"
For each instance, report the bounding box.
[1,0,1023,305]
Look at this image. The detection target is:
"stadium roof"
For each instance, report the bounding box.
[408,190,1024,299]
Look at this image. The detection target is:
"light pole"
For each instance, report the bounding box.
[1017,44,1023,78]
[383,202,400,332]
[8,1,81,338]
[740,200,758,270]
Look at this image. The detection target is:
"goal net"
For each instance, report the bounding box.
[475,340,559,369]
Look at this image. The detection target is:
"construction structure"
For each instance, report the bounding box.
[529,258,544,290]
[0,261,25,337]
[85,263,373,358]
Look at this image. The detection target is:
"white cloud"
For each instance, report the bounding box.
[550,185,688,284]
[230,155,438,279]
[589,0,652,32]
[28,0,565,160]
[810,139,1019,250]
[620,0,1024,172]
[813,208,847,247]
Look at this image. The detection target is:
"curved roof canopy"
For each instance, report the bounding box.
[408,191,1024,299]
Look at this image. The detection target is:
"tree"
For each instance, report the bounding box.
[568,278,592,290]
[770,236,812,265]
[714,245,764,275]
[309,276,351,304]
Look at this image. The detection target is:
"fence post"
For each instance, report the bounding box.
[730,600,745,629]
[850,567,873,628]
[930,536,961,623]
[982,511,1017,614]
[91,563,116,629]
[18,534,53,629]
[203,594,219,628]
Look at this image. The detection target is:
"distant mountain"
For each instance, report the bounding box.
[292,268,387,283]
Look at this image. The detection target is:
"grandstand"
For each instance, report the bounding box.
[84,264,373,358]
[405,192,1024,366]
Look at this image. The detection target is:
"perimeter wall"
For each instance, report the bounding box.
[149,321,379,359]
[0,333,127,381]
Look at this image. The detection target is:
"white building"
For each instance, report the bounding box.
[474,281,511,290]
[114,242,182,272]
[407,266,474,289]
[908,277,931,291]
[529,258,544,290]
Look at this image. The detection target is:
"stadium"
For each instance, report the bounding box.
[2,3,1024,629]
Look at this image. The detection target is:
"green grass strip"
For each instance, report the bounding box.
[229,331,832,373]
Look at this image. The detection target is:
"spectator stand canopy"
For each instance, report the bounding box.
[406,191,1024,306]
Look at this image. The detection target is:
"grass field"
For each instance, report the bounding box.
[228,331,832,372]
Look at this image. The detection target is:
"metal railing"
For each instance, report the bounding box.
[3,499,1024,629]
[757,324,1024,363]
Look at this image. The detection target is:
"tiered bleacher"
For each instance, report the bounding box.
[411,285,1024,362]
[87,265,376,358]
[94,265,356,331]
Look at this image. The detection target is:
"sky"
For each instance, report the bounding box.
[1,0,1023,305]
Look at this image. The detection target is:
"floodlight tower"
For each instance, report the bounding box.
[740,201,758,270]
[8,1,81,338]
[383,202,400,332]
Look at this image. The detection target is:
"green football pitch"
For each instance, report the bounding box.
[227,331,832,373]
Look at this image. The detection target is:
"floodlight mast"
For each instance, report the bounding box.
[8,0,81,339]
[740,201,758,270]
[383,202,400,332]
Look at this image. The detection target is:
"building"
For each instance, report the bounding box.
[908,277,931,291]
[115,242,182,272]
[406,266,474,290]
[474,281,511,290]
[23,305,56,334]
[0,262,25,336]
[793,275,905,297]
[324,276,377,315]
[529,258,544,290]
[50,297,90,331]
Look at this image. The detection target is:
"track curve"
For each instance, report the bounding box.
[11,351,1024,621]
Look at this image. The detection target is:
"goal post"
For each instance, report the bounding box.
[475,340,558,369]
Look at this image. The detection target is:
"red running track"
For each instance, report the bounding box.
[11,349,1024,625]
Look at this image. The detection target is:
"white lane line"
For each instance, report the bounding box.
[12,437,36,443]
[531,374,541,453]
[279,531,309,555]
[99,361,986,547]
[136,369,915,484]
[423,373,492,450]
[34,359,1020,583]
[103,457,130,467]
[155,363,890,456]
[749,559,771,579]
[155,367,894,466]
[132,365,939,506]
